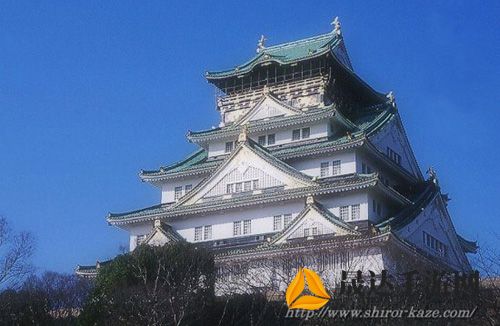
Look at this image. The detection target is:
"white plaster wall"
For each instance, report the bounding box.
[160,176,204,203]
[124,221,154,251]
[319,192,369,221]
[289,151,356,177]
[207,121,329,157]
[171,200,305,242]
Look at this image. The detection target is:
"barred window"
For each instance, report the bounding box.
[233,221,241,236]
[351,204,360,220]
[273,215,282,231]
[194,226,202,241]
[243,181,252,192]
[320,162,330,177]
[225,141,234,153]
[185,184,192,193]
[301,127,310,139]
[304,228,310,237]
[283,214,292,227]
[386,147,401,165]
[243,220,251,235]
[203,225,212,240]
[174,186,183,201]
[332,160,341,176]
[292,129,301,141]
[312,227,318,236]
[226,184,233,194]
[252,180,259,190]
[340,206,349,221]
[258,135,266,146]
[267,134,275,145]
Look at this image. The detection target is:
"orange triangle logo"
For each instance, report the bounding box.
[285,267,331,310]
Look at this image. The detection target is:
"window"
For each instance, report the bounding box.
[185,184,192,193]
[423,231,447,257]
[284,214,292,227]
[243,220,251,234]
[225,141,234,153]
[235,183,242,193]
[136,234,147,245]
[273,215,282,231]
[194,226,202,241]
[386,147,401,165]
[267,134,275,145]
[301,127,310,139]
[320,162,330,177]
[203,225,212,240]
[252,180,259,190]
[312,227,318,236]
[340,206,349,221]
[233,221,241,236]
[292,129,301,141]
[226,184,233,194]
[351,204,360,221]
[332,160,341,176]
[362,163,367,174]
[174,186,183,201]
[304,228,310,237]
[243,181,252,192]
[227,179,259,194]
[258,135,266,146]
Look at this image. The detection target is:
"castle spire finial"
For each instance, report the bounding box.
[256,35,266,53]
[386,91,396,107]
[331,17,342,36]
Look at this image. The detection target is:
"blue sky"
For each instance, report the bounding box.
[0,1,498,273]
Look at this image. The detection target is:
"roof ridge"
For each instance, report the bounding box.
[263,31,336,51]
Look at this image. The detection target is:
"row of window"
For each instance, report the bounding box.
[233,220,252,236]
[361,162,374,174]
[304,227,319,237]
[174,184,192,201]
[226,180,259,194]
[273,214,293,231]
[224,126,311,154]
[320,160,341,177]
[423,231,447,257]
[340,204,361,221]
[194,225,212,241]
[292,127,310,141]
[258,134,275,146]
[386,147,402,165]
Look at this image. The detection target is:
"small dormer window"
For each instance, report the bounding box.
[292,129,301,141]
[302,127,310,139]
[267,134,275,145]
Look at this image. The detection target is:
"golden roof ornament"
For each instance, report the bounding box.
[426,166,439,186]
[256,35,266,53]
[331,17,342,36]
[238,124,249,143]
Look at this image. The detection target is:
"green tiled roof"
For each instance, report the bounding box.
[140,103,394,182]
[109,173,393,224]
[206,32,340,79]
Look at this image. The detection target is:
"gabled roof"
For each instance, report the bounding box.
[205,31,342,80]
[109,173,410,225]
[143,220,184,245]
[173,137,316,207]
[187,105,346,143]
[141,103,395,182]
[233,92,304,126]
[270,198,360,245]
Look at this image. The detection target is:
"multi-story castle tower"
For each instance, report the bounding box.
[77,19,476,286]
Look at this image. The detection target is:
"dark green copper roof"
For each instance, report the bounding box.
[205,31,341,79]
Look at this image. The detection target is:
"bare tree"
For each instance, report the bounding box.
[0,217,35,288]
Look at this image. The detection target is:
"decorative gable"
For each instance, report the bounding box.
[235,93,302,126]
[272,197,359,245]
[143,220,183,247]
[394,189,472,271]
[369,114,422,179]
[177,139,315,206]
